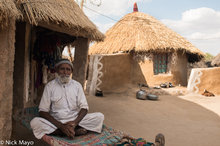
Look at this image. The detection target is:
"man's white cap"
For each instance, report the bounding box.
[55,59,73,69]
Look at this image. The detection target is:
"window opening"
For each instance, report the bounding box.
[153,53,168,75]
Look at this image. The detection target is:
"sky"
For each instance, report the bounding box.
[75,0,220,56]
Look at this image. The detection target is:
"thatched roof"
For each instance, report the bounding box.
[211,53,220,66]
[89,12,204,62]
[16,0,104,41]
[0,0,22,28]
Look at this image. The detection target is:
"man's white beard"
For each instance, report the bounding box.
[58,75,70,84]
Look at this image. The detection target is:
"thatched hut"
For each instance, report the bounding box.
[0,0,21,27]
[211,53,220,66]
[0,0,104,141]
[87,3,204,94]
[15,0,104,41]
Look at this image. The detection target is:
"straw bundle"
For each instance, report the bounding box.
[0,0,21,28]
[16,0,104,41]
[211,53,220,66]
[90,12,204,62]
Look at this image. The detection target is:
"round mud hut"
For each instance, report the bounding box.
[87,3,204,94]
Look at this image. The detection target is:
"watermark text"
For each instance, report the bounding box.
[0,140,34,146]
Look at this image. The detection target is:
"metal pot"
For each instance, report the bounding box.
[95,90,103,97]
[136,89,147,100]
[147,94,159,100]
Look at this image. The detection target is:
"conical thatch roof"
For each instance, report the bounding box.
[211,53,220,66]
[16,0,104,41]
[90,12,204,62]
[0,0,22,28]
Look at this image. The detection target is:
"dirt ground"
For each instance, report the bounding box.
[87,85,220,146]
[12,84,220,146]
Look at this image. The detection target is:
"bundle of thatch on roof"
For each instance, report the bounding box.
[211,53,220,66]
[16,0,104,41]
[90,12,204,62]
[0,0,22,28]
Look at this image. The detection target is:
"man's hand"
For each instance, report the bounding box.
[60,123,75,138]
[62,108,88,137]
[39,109,87,139]
[66,121,77,128]
[39,111,76,138]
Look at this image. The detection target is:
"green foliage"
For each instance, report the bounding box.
[204,53,214,61]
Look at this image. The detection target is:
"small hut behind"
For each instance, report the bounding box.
[211,53,220,66]
[87,3,204,94]
[0,0,104,141]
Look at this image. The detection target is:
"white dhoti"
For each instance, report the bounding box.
[30,79,104,139]
[30,112,104,139]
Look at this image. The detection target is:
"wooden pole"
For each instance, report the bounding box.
[68,45,73,62]
[80,0,84,10]
[72,37,89,87]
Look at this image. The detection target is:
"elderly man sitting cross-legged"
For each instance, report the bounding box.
[30,59,104,139]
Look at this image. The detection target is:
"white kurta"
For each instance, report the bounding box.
[30,78,104,139]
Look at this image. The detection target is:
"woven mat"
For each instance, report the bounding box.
[13,107,128,145]
[42,125,126,146]
[13,106,39,130]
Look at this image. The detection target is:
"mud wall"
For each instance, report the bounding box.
[95,52,188,92]
[170,52,188,86]
[132,52,188,86]
[131,58,175,86]
[188,67,220,95]
[99,54,132,92]
[0,19,16,140]
[199,67,220,95]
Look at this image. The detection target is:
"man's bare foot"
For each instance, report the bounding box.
[75,128,87,136]
[49,129,65,137]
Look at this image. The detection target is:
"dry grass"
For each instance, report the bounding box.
[0,0,104,41]
[16,0,104,41]
[0,0,22,28]
[89,12,204,62]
